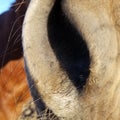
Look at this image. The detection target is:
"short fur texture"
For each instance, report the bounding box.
[0,0,31,120]
[23,0,120,119]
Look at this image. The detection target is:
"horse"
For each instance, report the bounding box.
[0,0,31,120]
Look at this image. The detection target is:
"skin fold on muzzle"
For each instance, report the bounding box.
[22,0,120,119]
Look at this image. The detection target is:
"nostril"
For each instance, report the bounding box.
[66,59,90,91]
[48,0,90,91]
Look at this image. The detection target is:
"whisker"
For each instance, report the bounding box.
[11,0,26,12]
[12,1,26,7]
[15,0,26,12]
[8,35,21,50]
[31,97,42,104]
[0,0,30,120]
[0,47,22,58]
[12,83,36,105]
[8,25,22,43]
[36,106,59,120]
[1,15,24,68]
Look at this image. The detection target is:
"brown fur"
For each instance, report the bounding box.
[0,0,31,120]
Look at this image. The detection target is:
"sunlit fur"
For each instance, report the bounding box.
[23,0,120,119]
[0,0,31,120]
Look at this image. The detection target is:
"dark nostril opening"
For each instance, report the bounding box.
[47,0,90,91]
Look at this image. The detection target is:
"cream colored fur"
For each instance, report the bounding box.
[22,0,120,119]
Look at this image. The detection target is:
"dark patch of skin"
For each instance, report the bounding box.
[48,0,90,91]
[24,62,46,113]
[24,60,59,119]
[0,0,30,68]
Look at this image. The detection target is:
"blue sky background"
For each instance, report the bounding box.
[0,0,15,14]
